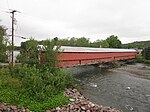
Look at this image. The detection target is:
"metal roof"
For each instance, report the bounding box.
[58,46,137,53]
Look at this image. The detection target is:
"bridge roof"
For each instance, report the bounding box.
[58,46,137,53]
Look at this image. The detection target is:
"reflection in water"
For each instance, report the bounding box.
[70,64,150,112]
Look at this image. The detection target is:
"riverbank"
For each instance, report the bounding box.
[0,88,123,112]
[2,63,148,112]
[114,63,150,80]
[49,88,122,112]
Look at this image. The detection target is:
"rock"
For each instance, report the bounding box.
[10,105,17,110]
[25,109,30,112]
[86,109,91,112]
[89,102,95,107]
[63,88,122,112]
[69,98,75,102]
[126,86,131,90]
[81,106,86,110]
[69,105,74,110]
[56,107,61,110]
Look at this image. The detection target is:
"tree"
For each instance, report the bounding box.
[91,39,109,48]
[53,37,58,45]
[99,40,109,48]
[17,39,60,71]
[59,38,70,46]
[0,25,7,62]
[17,39,39,66]
[54,37,90,47]
[142,47,150,60]
[69,37,77,46]
[76,37,90,47]
[127,43,134,49]
[91,40,109,48]
[106,35,122,48]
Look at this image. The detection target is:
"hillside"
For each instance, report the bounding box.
[122,40,150,49]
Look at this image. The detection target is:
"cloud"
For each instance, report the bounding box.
[0,0,150,45]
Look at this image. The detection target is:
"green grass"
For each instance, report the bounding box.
[0,66,73,112]
[136,55,150,64]
[0,88,69,112]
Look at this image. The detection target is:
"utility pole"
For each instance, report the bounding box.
[10,10,17,67]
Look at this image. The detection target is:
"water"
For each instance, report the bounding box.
[72,64,150,112]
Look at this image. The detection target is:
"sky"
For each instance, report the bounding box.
[0,0,150,46]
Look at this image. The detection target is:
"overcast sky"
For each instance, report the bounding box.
[0,0,150,46]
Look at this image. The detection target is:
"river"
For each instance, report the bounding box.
[68,63,150,112]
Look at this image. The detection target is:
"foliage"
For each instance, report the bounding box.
[0,65,73,111]
[136,54,150,64]
[143,60,150,64]
[17,39,39,66]
[50,36,122,48]
[106,35,122,48]
[76,37,90,47]
[122,40,150,49]
[142,47,150,60]
[0,25,7,62]
[126,43,134,49]
[17,39,60,70]
[136,55,145,63]
[37,39,60,72]
[99,40,109,48]
[10,65,74,100]
[51,37,90,47]
[2,38,74,111]
[91,39,109,48]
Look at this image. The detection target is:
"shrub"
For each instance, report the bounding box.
[0,65,74,111]
[142,47,150,60]
[9,65,74,101]
[144,59,150,64]
[136,55,144,63]
[136,54,150,64]
[1,39,74,111]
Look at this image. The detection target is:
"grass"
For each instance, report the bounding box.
[0,66,74,112]
[136,54,150,64]
[0,88,69,111]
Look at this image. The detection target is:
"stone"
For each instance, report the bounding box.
[56,107,61,110]
[69,98,75,102]
[86,109,91,112]
[25,109,30,112]
[69,105,74,110]
[10,105,17,110]
[81,106,86,110]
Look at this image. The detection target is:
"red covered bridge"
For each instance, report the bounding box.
[49,46,137,67]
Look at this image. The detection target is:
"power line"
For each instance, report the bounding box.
[7,35,29,39]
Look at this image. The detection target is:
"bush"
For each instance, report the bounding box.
[0,65,74,111]
[136,54,150,64]
[136,55,145,63]
[9,65,74,101]
[0,39,75,111]
[142,47,150,60]
[143,59,150,64]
